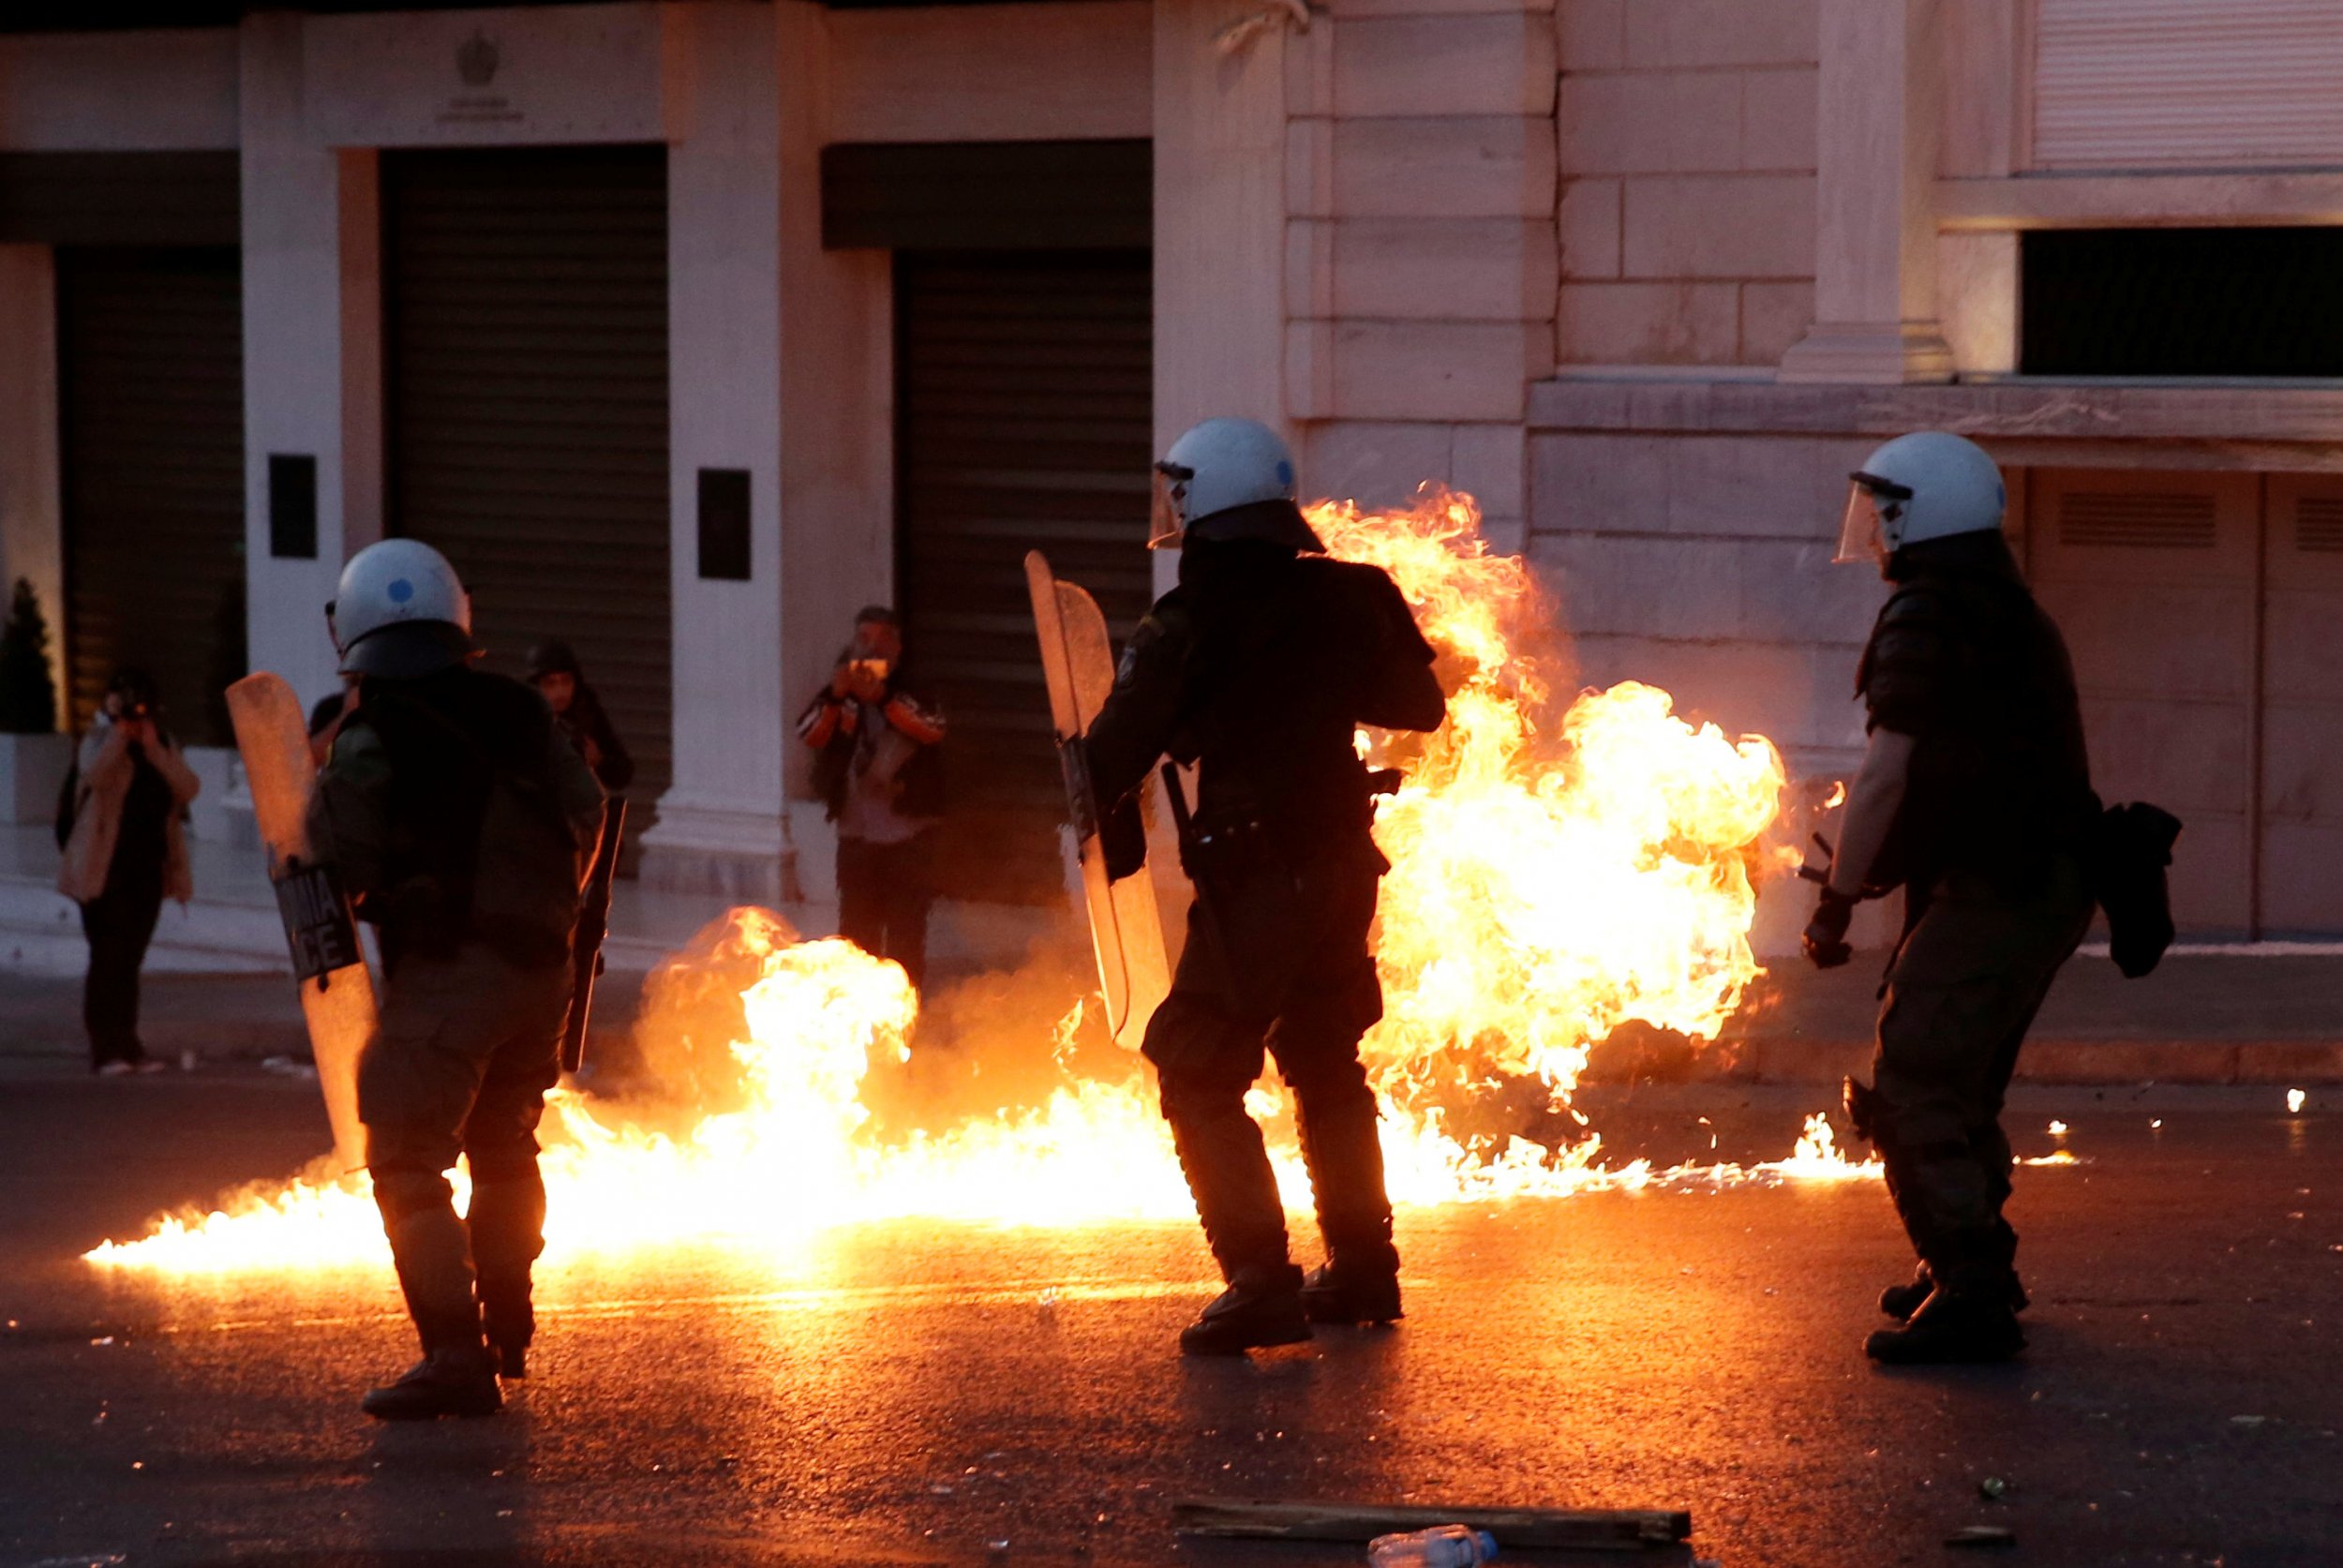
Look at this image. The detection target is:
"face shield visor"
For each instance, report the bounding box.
[1148,462,1193,550]
[1834,471,1912,567]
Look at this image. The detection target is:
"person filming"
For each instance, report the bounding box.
[796,606,946,990]
[57,667,201,1076]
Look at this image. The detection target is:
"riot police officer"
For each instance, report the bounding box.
[308,540,604,1417]
[1805,432,2098,1365]
[1082,417,1447,1354]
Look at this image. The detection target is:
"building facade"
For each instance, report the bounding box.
[1,0,2338,939]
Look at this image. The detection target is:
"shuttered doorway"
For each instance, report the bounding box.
[382,147,670,849]
[56,246,246,745]
[894,250,1153,904]
[2025,468,2343,938]
[2026,470,2258,936]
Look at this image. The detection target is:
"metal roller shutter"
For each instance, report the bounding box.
[383,147,670,852]
[2253,480,2343,937]
[57,246,246,746]
[895,250,1153,904]
[2027,470,2258,937]
[2033,0,2343,169]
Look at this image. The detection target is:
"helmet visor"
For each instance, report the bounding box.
[1148,464,1190,550]
[1835,479,1887,566]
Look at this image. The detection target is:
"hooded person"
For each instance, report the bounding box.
[307,539,605,1418]
[1079,417,1448,1354]
[525,639,634,795]
[1806,431,2099,1366]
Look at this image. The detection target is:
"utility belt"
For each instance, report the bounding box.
[1173,766,1403,887]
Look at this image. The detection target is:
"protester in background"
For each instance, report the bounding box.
[57,667,201,1076]
[527,641,634,795]
[796,606,946,989]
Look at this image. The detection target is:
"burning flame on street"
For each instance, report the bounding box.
[91,488,1880,1277]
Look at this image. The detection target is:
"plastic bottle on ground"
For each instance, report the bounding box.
[1366,1525,1499,1568]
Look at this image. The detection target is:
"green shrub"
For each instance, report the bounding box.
[0,578,59,735]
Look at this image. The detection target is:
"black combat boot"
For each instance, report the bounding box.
[1179,1263,1312,1355]
[362,1344,503,1420]
[366,1209,502,1419]
[468,1174,547,1381]
[1880,1262,2029,1322]
[1293,1076,1402,1326]
[1164,1091,1304,1355]
[1864,1285,2026,1365]
[1867,1236,2028,1364]
[1302,1259,1402,1325]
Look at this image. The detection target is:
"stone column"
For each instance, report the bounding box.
[774,0,893,914]
[636,0,793,903]
[642,1,893,910]
[1154,0,1290,455]
[1777,0,1953,384]
[239,12,383,706]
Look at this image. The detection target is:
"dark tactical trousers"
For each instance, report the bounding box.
[80,869,165,1068]
[837,831,936,991]
[360,941,571,1358]
[1871,856,2093,1292]
[1142,844,1398,1285]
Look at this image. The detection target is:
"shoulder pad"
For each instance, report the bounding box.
[1115,590,1194,683]
[1133,590,1195,645]
[1299,555,1397,595]
[1876,581,1962,628]
[321,718,391,783]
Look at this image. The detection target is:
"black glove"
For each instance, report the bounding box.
[1802,889,1857,969]
[1100,794,1148,882]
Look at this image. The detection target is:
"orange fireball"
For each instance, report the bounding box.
[89,486,1867,1276]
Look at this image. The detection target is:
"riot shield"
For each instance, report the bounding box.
[1025,550,1172,1048]
[227,672,372,1173]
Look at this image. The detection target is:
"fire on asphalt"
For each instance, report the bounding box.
[2,1067,2336,1568]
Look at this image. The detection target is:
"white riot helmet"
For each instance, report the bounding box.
[327,539,474,679]
[1149,416,1323,552]
[1836,431,2007,568]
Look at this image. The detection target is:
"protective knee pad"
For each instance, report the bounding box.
[1278,1045,1376,1111]
[370,1163,457,1230]
[1154,1054,1261,1129]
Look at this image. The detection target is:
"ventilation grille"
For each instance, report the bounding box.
[2058,491,2218,549]
[2296,496,2343,552]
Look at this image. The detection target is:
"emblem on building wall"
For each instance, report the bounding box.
[456,32,500,88]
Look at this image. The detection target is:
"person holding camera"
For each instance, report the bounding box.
[796,605,946,990]
[56,667,201,1075]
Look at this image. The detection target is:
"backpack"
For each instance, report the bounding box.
[355,675,587,972]
[467,759,589,971]
[2087,801,2184,978]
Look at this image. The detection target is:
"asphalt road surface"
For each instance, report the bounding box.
[1,1067,2336,1568]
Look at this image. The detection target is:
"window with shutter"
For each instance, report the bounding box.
[2033,0,2343,169]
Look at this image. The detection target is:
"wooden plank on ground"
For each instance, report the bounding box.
[1171,1498,1693,1551]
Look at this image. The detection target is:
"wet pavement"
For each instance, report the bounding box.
[1,1068,2338,1568]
